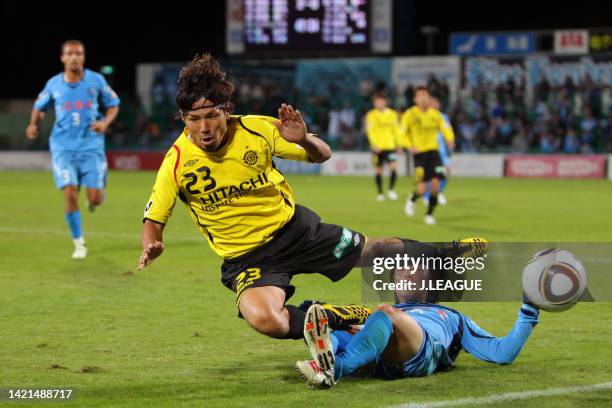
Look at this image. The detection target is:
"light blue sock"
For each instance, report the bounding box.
[423,182,431,200]
[439,178,448,193]
[65,211,82,239]
[331,330,353,354]
[334,311,393,380]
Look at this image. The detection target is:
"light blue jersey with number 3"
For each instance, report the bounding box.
[34,69,120,152]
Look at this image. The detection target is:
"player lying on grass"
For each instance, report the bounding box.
[296,268,539,388]
[136,53,487,343]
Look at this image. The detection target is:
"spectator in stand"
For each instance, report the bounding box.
[338,102,358,150]
[539,130,558,153]
[327,107,341,149]
[603,112,612,152]
[580,107,597,152]
[563,128,581,154]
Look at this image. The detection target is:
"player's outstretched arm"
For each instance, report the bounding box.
[274,103,331,163]
[137,220,165,271]
[459,305,538,365]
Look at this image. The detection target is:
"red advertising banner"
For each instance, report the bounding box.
[106,152,165,171]
[506,155,607,179]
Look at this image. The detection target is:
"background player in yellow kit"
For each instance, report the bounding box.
[365,92,401,201]
[400,87,454,225]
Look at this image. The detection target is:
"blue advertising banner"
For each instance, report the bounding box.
[450,32,536,56]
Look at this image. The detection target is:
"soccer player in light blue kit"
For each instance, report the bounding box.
[26,40,120,259]
[423,97,451,206]
[297,267,539,388]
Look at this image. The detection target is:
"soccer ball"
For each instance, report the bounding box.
[522,249,587,312]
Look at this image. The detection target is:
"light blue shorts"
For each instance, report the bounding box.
[51,150,108,190]
[375,331,455,378]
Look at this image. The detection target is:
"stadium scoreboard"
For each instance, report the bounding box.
[227,0,392,55]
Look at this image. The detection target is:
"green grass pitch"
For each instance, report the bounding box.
[1,171,611,407]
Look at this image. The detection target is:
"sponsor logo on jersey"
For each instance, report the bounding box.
[198,171,270,211]
[242,150,258,166]
[333,228,354,259]
[184,159,199,167]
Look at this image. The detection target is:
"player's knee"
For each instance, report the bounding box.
[244,308,288,338]
[64,188,79,204]
[89,194,103,206]
[368,310,394,328]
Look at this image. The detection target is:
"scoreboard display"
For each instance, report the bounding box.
[227,0,392,54]
[244,0,369,50]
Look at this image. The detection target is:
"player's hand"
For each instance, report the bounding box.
[448,141,455,151]
[26,124,39,140]
[377,303,403,319]
[90,121,109,134]
[137,241,165,271]
[411,147,420,155]
[371,147,381,154]
[274,103,307,143]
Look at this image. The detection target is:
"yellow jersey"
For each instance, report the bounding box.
[399,107,454,152]
[365,108,400,151]
[143,115,311,259]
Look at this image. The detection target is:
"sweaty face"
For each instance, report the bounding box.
[61,44,85,74]
[182,99,228,151]
[414,90,430,110]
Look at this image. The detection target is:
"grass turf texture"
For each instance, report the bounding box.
[1,171,611,407]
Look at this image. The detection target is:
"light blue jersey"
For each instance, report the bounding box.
[331,302,539,380]
[396,303,462,352]
[34,69,120,152]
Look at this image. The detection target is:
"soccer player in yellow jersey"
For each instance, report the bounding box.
[136,55,481,344]
[365,92,401,201]
[400,87,455,225]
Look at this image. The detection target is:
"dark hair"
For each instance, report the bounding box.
[372,91,387,100]
[176,54,235,114]
[414,85,429,94]
[61,40,85,54]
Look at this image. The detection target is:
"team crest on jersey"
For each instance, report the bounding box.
[242,150,258,166]
[88,87,97,97]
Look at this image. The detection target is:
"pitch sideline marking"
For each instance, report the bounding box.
[0,226,201,243]
[387,382,612,408]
